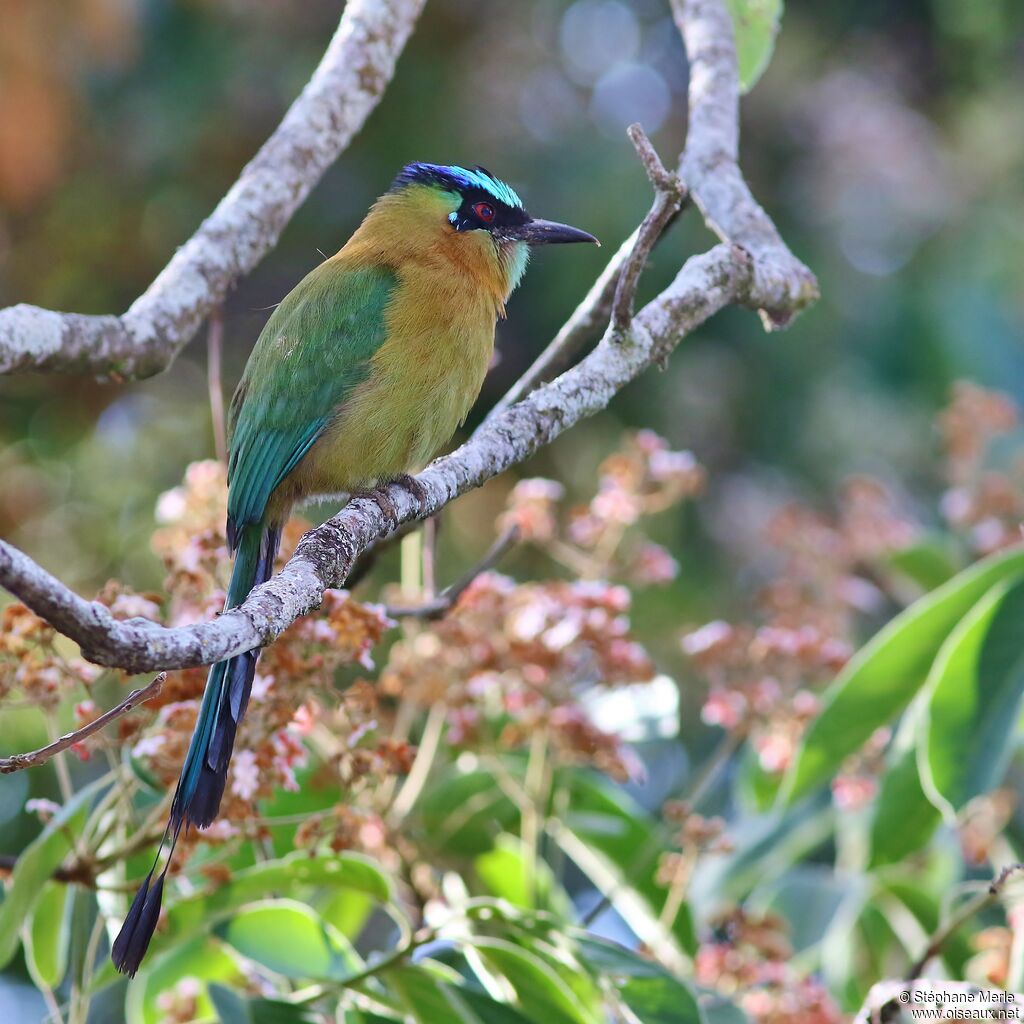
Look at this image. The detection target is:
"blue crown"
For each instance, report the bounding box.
[391,163,524,210]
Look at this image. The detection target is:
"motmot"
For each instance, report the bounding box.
[112,162,597,975]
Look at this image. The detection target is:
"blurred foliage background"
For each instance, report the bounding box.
[2,0,1024,1021]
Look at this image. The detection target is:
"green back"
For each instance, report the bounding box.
[227,261,396,537]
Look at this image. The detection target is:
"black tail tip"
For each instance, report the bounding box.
[111,871,165,977]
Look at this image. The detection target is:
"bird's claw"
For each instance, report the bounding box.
[358,486,399,524]
[392,473,429,505]
[354,475,427,527]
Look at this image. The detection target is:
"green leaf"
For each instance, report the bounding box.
[388,964,481,1024]
[737,744,783,813]
[475,834,573,919]
[695,792,834,906]
[23,880,71,990]
[877,876,973,975]
[494,933,605,1021]
[556,772,696,960]
[69,885,98,995]
[319,888,374,940]
[0,775,104,969]
[724,0,784,92]
[758,866,850,953]
[126,935,241,1024]
[821,895,898,1011]
[208,985,252,1024]
[459,988,535,1024]
[885,537,961,592]
[219,899,360,981]
[102,850,390,981]
[341,1012,404,1024]
[783,547,1024,804]
[700,990,751,1024]
[209,983,323,1024]
[866,699,940,869]
[417,767,520,857]
[921,576,1024,815]
[575,935,703,1024]
[472,937,593,1024]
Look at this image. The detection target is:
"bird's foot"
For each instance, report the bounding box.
[353,475,428,527]
[356,486,400,525]
[392,473,429,505]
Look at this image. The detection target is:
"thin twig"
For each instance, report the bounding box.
[387,701,446,821]
[384,525,519,620]
[490,131,686,417]
[904,863,1024,980]
[207,307,227,464]
[487,230,639,419]
[580,729,742,928]
[610,124,688,337]
[292,928,436,1006]
[0,674,165,774]
[46,713,75,802]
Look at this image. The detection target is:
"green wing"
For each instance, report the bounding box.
[226,262,396,542]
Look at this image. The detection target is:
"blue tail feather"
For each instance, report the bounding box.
[112,522,281,976]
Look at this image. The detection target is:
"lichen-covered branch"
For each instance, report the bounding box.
[610,124,688,336]
[485,227,641,419]
[0,241,754,672]
[0,0,817,677]
[671,0,818,327]
[0,0,426,379]
[493,0,819,416]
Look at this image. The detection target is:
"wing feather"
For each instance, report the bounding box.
[226,262,396,541]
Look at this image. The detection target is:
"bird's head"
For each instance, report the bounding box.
[382,162,598,294]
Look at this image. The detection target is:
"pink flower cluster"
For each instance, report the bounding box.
[381,571,654,782]
[694,909,844,1024]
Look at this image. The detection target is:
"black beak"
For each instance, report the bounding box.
[507,218,600,246]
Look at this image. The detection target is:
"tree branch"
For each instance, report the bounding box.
[903,862,1024,980]
[610,124,687,337]
[486,227,642,419]
[671,0,818,327]
[0,0,817,680]
[857,864,1024,1023]
[0,674,165,774]
[491,0,818,414]
[0,0,426,380]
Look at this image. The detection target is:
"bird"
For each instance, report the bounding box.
[111,162,598,975]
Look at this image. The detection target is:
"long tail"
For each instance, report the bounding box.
[112,522,280,976]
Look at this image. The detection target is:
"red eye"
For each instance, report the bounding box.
[473,201,495,223]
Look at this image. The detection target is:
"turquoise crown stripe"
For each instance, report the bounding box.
[393,162,523,210]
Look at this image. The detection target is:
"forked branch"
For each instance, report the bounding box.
[0,0,817,687]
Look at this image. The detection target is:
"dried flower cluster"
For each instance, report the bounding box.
[381,573,652,782]
[374,431,705,784]
[656,800,733,893]
[938,382,1023,553]
[1,460,398,873]
[683,476,913,794]
[502,429,704,585]
[123,463,396,851]
[695,909,844,1024]
[0,602,98,711]
[3,391,1022,1019]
